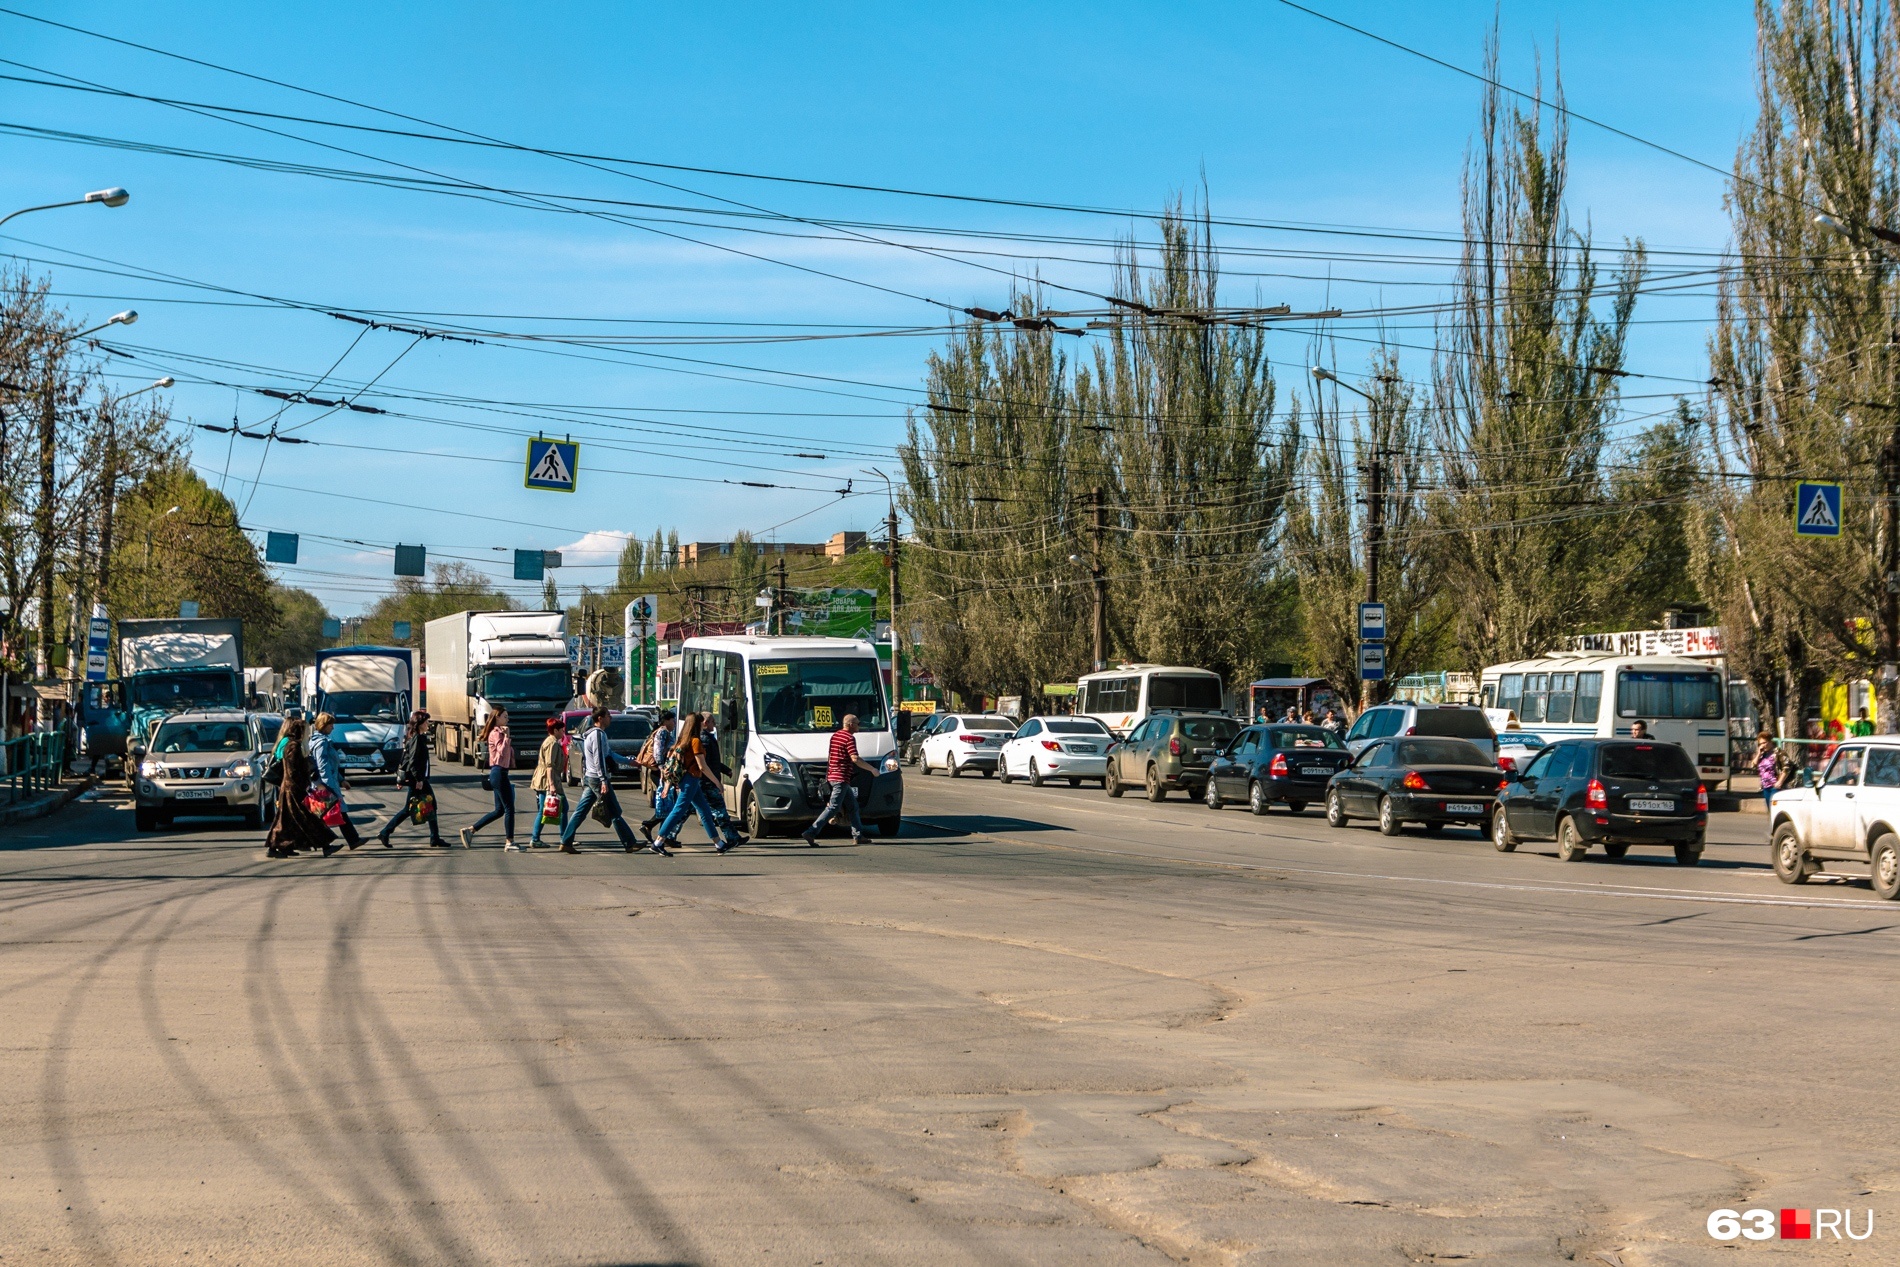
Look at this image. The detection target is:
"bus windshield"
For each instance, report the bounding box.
[1617,671,1723,720]
[321,690,401,719]
[752,658,887,733]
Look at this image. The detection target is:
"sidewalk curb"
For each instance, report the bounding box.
[0,774,100,828]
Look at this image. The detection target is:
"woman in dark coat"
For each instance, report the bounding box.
[266,716,337,857]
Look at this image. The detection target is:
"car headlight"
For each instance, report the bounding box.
[139,760,163,778]
[382,736,401,750]
[224,760,254,778]
[763,755,789,777]
[881,755,900,774]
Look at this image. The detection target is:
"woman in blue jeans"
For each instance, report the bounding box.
[461,709,518,850]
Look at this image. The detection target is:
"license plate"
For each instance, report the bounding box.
[1065,744,1097,754]
[1444,801,1483,814]
[1300,767,1331,777]
[175,789,215,800]
[344,757,379,767]
[1629,798,1675,812]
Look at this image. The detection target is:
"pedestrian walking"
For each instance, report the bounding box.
[801,713,877,847]
[266,716,337,857]
[1754,731,1796,809]
[529,716,572,851]
[639,709,678,837]
[308,712,364,850]
[699,715,747,845]
[461,709,518,850]
[561,705,653,853]
[377,710,445,848]
[651,712,744,852]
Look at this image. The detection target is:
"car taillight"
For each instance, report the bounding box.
[1697,784,1708,812]
[1404,725,1418,735]
[1402,770,1428,790]
[1269,753,1288,777]
[1586,778,1607,811]
[959,734,982,743]
[1498,755,1514,771]
[1041,740,1061,751]
[1168,736,1181,755]
[1495,779,1507,793]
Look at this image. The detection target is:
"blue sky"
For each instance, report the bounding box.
[0,1,1759,614]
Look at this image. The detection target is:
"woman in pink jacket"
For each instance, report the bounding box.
[461,708,518,850]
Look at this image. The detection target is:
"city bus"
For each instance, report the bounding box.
[1479,652,1729,785]
[1076,664,1226,737]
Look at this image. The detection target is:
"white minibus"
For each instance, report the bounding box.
[1076,664,1226,737]
[678,635,903,840]
[1479,653,1729,783]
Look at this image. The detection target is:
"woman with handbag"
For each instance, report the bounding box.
[265,717,338,858]
[529,717,574,852]
[378,710,445,847]
[460,708,518,850]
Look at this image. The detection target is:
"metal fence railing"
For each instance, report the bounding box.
[1,732,66,805]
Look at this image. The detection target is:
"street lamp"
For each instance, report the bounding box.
[1311,365,1385,404]
[1815,211,1900,250]
[55,310,137,351]
[0,187,129,231]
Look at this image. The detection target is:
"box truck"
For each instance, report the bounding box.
[424,611,572,768]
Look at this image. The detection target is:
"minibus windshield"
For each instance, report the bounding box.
[752,658,887,733]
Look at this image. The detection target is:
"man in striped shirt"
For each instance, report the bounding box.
[802,714,877,847]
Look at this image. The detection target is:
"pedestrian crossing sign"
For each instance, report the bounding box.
[524,436,579,492]
[1795,481,1842,538]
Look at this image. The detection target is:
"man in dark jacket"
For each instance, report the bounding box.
[378,709,446,847]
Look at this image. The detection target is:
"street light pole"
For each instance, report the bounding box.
[0,187,129,231]
[866,468,903,710]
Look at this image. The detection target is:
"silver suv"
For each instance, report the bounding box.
[1343,702,1498,759]
[133,710,277,831]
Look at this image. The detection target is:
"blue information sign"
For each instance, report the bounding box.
[1359,602,1387,642]
[1359,642,1386,682]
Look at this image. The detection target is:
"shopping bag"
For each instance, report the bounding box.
[541,791,562,824]
[411,788,437,824]
[590,784,619,825]
[305,788,345,828]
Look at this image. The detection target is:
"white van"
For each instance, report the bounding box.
[1076,664,1226,737]
[678,635,903,839]
[1479,652,1729,784]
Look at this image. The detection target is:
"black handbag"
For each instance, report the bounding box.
[261,754,284,787]
[590,781,621,825]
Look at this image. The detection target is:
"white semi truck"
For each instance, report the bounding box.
[423,611,573,768]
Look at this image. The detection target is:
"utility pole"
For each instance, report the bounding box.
[885,499,903,703]
[774,555,788,636]
[33,362,55,679]
[1882,428,1900,731]
[1361,447,1386,713]
[1091,487,1107,672]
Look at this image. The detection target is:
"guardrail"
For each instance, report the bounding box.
[1,732,66,805]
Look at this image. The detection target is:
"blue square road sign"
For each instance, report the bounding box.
[1795,481,1842,537]
[524,437,580,492]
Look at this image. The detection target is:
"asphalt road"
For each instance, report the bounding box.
[1,766,1893,1266]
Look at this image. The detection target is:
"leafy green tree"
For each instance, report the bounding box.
[251,584,329,669]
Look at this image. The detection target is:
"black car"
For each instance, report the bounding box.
[1325,736,1504,836]
[1204,723,1350,815]
[903,712,950,766]
[1493,738,1708,864]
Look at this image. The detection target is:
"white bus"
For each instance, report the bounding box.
[678,635,903,840]
[1076,664,1226,736]
[656,653,681,709]
[1479,653,1729,784]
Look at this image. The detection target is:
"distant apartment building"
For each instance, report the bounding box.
[676,532,868,567]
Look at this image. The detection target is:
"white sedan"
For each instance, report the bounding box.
[998,716,1114,787]
[918,713,1015,776]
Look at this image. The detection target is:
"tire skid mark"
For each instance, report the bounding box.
[36,900,167,1266]
[135,875,416,1259]
[244,878,432,1265]
[414,862,698,1260]
[313,866,486,1264]
[482,864,1028,1266]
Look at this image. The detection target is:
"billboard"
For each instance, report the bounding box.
[786,588,877,641]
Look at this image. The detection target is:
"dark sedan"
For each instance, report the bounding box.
[1325,737,1505,836]
[1492,738,1707,864]
[1204,724,1350,815]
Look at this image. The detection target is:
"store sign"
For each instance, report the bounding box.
[1569,626,1726,659]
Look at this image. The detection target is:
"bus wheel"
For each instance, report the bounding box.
[743,788,771,839]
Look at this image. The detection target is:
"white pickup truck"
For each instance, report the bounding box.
[1768,737,1900,899]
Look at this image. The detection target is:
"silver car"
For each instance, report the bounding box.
[133,710,277,831]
